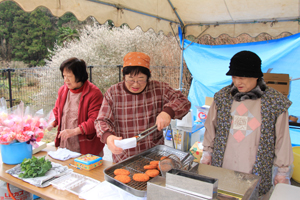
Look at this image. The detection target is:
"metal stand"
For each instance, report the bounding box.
[165,124,175,148]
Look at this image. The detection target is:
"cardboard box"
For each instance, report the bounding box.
[74,154,103,170]
[189,141,203,163]
[177,111,193,127]
[205,97,213,106]
[172,129,189,151]
[263,73,290,97]
[32,141,47,154]
[172,124,204,152]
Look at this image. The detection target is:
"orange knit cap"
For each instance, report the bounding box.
[123,52,150,69]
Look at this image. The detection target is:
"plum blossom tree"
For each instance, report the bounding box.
[34,20,181,109]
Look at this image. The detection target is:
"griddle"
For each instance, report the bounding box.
[104,145,194,197]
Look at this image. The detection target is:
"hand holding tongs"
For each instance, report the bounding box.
[134,125,157,142]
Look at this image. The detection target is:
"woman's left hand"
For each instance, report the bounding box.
[274,175,290,185]
[58,127,81,140]
[156,111,171,131]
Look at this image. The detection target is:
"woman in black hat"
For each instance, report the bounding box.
[200,50,293,198]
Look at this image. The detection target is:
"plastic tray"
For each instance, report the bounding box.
[50,172,100,196]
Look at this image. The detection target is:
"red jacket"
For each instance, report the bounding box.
[53,80,104,155]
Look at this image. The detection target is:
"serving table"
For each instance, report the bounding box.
[0,144,113,200]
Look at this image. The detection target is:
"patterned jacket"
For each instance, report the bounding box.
[213,85,291,196]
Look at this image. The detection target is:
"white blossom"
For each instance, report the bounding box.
[34,20,181,109]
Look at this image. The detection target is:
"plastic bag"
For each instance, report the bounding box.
[0,97,7,114]
[0,100,23,144]
[200,151,212,165]
[272,165,293,186]
[0,98,52,146]
[0,98,9,127]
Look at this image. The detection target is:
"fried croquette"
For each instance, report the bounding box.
[144,165,157,170]
[145,169,160,177]
[133,173,150,182]
[114,175,131,183]
[149,160,159,166]
[114,169,130,176]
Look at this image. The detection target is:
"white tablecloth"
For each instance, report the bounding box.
[79,181,147,200]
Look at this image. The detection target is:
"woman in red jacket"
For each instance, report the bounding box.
[47,57,104,156]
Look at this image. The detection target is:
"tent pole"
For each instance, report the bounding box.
[167,0,185,91]
[179,32,184,91]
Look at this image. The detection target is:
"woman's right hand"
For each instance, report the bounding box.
[107,135,123,154]
[46,121,55,131]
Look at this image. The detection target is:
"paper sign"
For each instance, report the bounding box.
[114,138,137,149]
[177,111,193,127]
[195,105,210,123]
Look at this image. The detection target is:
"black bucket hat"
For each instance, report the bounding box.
[226,50,263,78]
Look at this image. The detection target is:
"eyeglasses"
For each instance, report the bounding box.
[125,79,147,84]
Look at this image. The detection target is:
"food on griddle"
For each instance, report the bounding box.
[144,165,157,170]
[149,160,159,167]
[114,168,130,176]
[115,175,131,183]
[133,173,150,182]
[145,169,160,177]
[160,156,167,160]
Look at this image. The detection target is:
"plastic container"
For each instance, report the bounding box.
[0,142,32,165]
[0,180,33,200]
[50,172,100,196]
[292,146,300,183]
[165,130,172,141]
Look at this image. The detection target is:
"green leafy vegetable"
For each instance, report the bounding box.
[18,156,52,178]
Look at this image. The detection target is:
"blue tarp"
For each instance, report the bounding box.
[290,128,300,147]
[179,28,300,146]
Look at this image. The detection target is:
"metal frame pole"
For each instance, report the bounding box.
[117,65,122,82]
[88,65,93,83]
[179,31,185,91]
[7,69,14,108]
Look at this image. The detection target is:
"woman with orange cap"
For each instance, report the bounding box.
[95,52,191,163]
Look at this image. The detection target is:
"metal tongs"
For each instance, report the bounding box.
[134,125,157,142]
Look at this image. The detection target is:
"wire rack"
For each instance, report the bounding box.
[104,145,194,197]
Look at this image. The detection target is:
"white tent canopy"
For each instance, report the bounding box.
[2,0,300,90]
[2,0,300,38]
